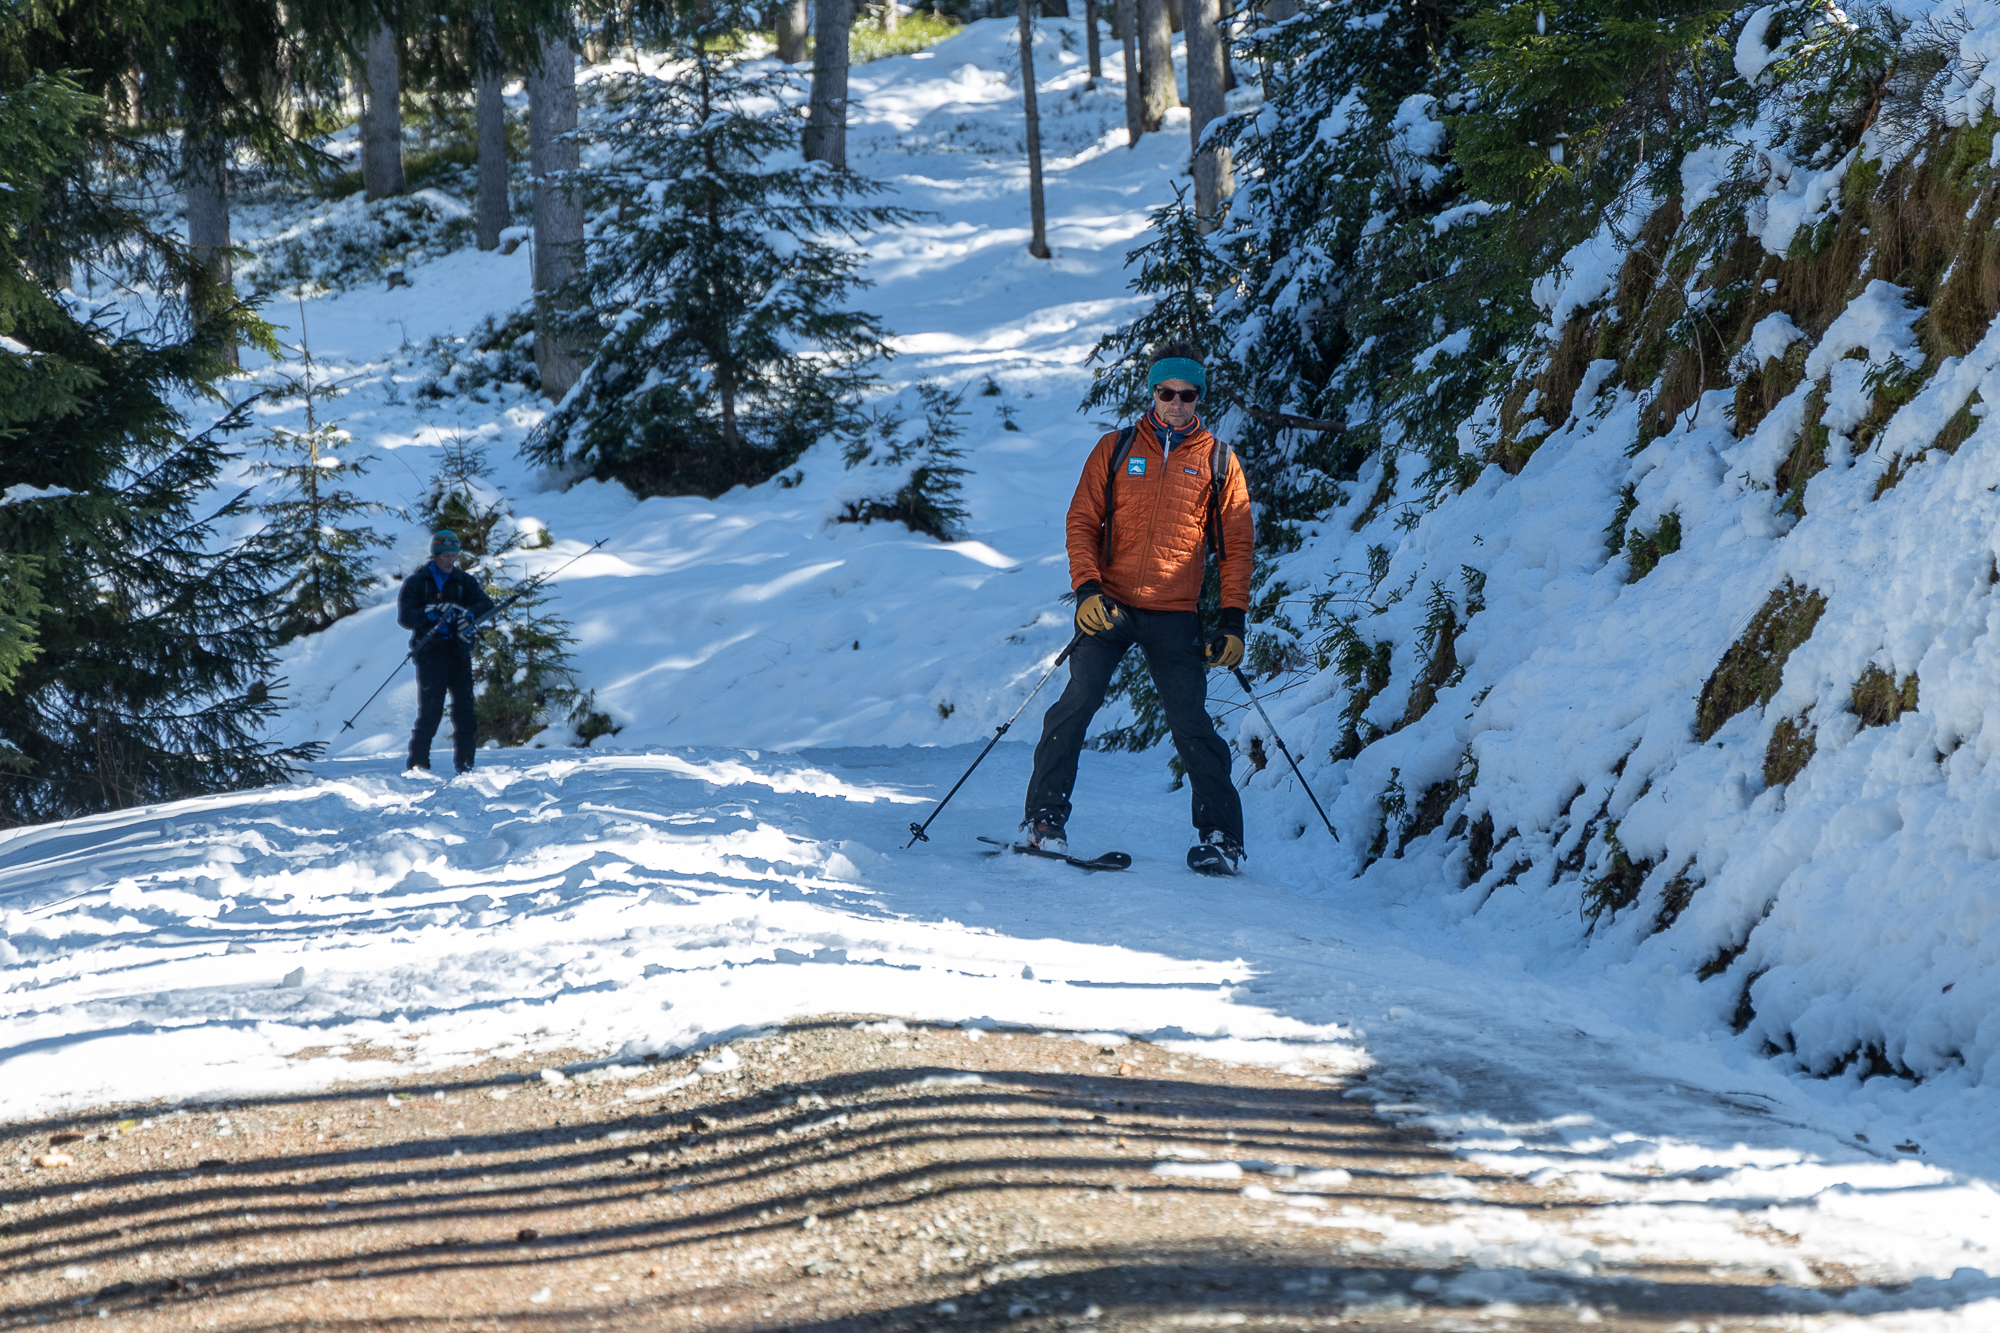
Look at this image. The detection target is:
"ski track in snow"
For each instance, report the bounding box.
[12,18,2000,1327]
[7,746,2000,1325]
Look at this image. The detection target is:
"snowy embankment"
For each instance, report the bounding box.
[7,16,2000,1321]
[1258,0,2000,1214]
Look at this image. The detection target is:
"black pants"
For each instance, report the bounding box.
[410,640,477,772]
[1025,608,1243,846]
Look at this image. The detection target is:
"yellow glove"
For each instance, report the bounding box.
[1204,634,1244,669]
[1075,587,1119,636]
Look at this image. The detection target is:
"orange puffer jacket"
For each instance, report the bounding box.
[1064,415,1254,613]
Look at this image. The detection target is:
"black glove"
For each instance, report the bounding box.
[429,603,467,637]
[1204,607,1246,669]
[1074,580,1121,636]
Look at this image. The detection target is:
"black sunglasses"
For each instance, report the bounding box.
[1153,386,1200,404]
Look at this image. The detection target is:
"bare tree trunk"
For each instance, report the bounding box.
[1136,0,1176,131]
[1184,0,1232,228]
[264,3,300,137]
[775,0,811,62]
[1166,0,1182,32]
[360,24,405,200]
[1019,1,1050,260]
[528,33,584,401]
[1084,0,1101,85]
[881,0,899,33]
[185,130,236,368]
[1039,0,1068,15]
[1219,0,1236,89]
[475,69,508,250]
[804,0,853,167]
[1258,0,1295,93]
[1119,0,1142,145]
[120,63,144,126]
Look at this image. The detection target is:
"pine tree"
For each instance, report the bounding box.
[473,576,582,747]
[251,352,395,642]
[416,439,582,748]
[1211,0,1478,497]
[0,33,316,824]
[253,421,394,642]
[839,380,972,540]
[0,553,46,771]
[420,435,513,558]
[1081,184,1232,422]
[526,0,915,498]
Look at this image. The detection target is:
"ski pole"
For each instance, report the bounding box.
[462,537,609,637]
[1231,666,1339,841]
[337,538,608,734]
[906,632,1084,849]
[341,646,419,734]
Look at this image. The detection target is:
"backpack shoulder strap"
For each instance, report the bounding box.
[1205,437,1233,562]
[1100,425,1139,565]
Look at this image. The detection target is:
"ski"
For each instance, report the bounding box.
[1186,844,1241,877]
[976,837,1131,872]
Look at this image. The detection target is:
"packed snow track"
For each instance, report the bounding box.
[4,747,2000,1327]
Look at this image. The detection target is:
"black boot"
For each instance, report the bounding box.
[1023,810,1068,856]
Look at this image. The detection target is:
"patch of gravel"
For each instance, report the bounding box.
[0,1017,1816,1330]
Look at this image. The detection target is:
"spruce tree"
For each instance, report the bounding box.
[252,355,395,642]
[417,439,581,747]
[1081,185,1233,421]
[839,380,972,541]
[0,34,317,824]
[526,0,914,498]
[473,576,582,747]
[1212,0,1478,498]
[419,435,513,557]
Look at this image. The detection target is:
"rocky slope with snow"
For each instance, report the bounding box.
[1248,2,2000,1137]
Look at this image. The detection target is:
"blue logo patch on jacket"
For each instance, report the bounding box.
[1183,465,1200,476]
[1127,457,1146,476]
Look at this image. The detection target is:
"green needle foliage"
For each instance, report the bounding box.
[251,403,396,644]
[417,440,582,748]
[839,380,973,541]
[1204,0,1476,512]
[420,435,513,559]
[1454,0,1735,211]
[1081,185,1234,422]
[473,573,582,748]
[527,0,917,499]
[0,27,316,824]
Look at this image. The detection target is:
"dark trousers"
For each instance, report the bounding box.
[1025,608,1243,846]
[410,640,478,772]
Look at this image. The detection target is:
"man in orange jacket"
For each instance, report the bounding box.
[1023,344,1255,876]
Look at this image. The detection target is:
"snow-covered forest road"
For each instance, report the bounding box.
[7,17,2000,1330]
[7,748,2000,1328]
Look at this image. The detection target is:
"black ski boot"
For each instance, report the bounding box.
[1187,829,1243,877]
[1023,811,1068,857]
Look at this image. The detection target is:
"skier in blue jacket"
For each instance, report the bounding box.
[396,531,494,773]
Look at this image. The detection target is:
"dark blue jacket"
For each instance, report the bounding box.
[397,564,494,650]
